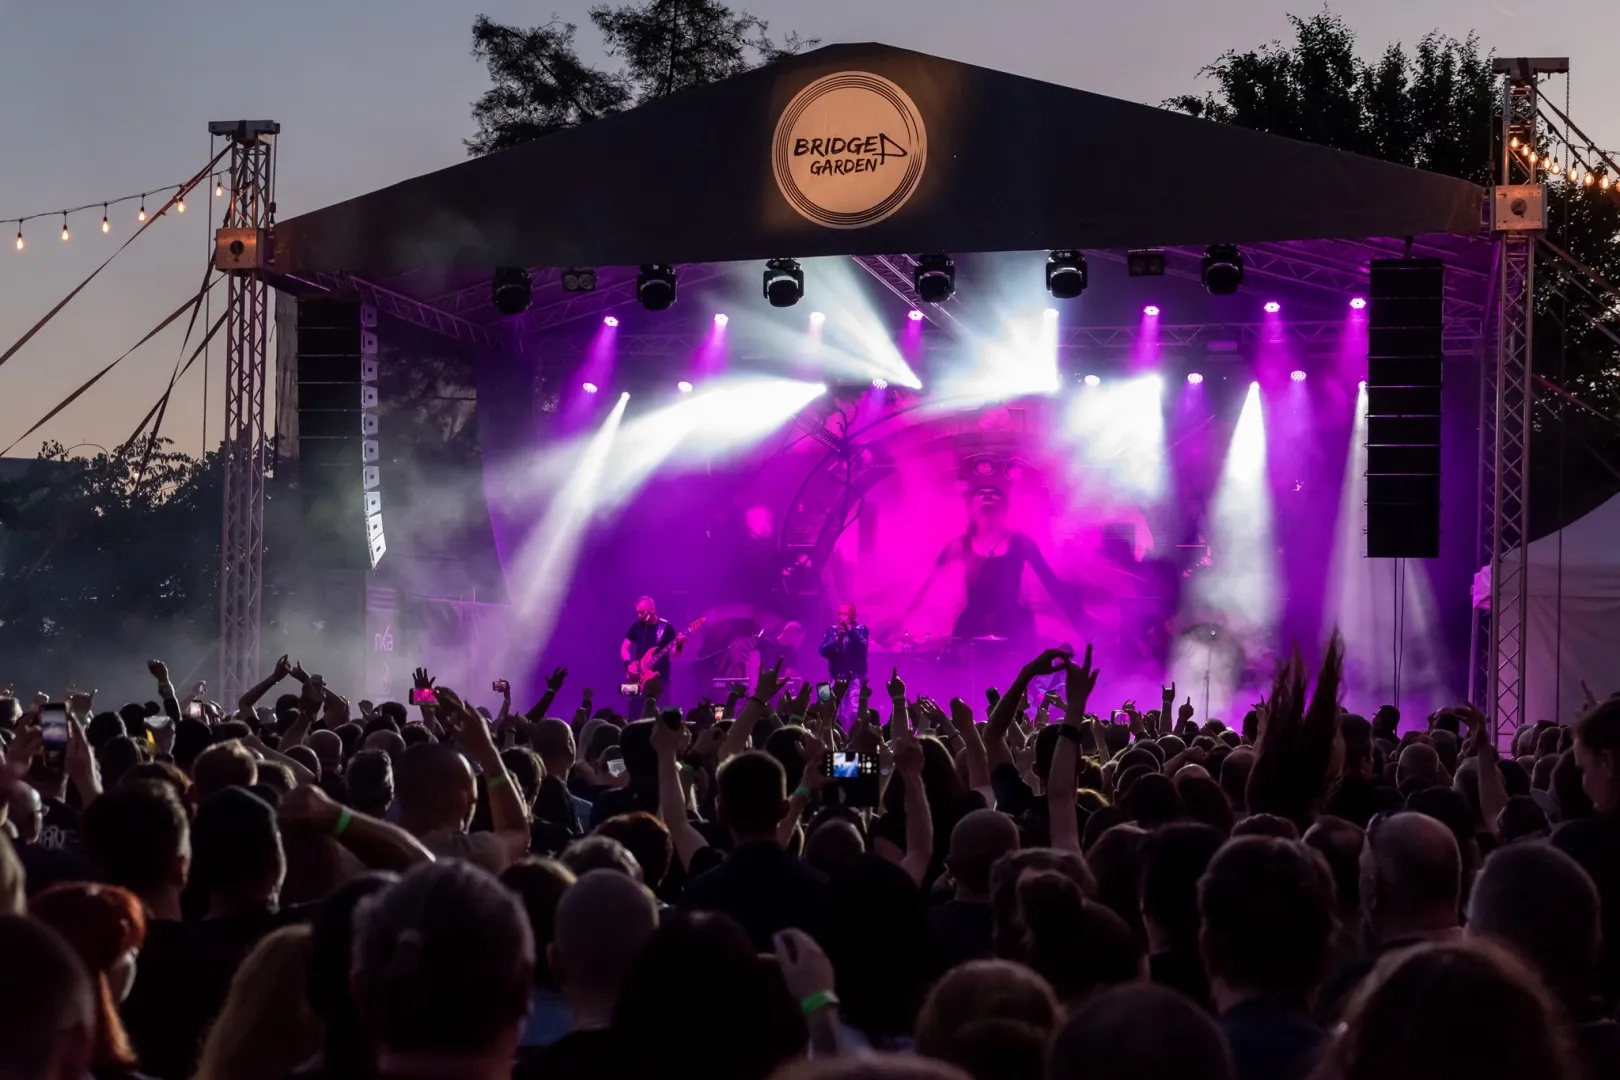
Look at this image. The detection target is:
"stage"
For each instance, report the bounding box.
[267,42,1493,721]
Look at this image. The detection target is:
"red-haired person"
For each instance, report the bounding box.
[30,882,148,1080]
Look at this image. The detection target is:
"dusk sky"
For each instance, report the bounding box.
[0,0,1610,459]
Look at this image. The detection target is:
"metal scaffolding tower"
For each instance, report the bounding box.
[214,120,279,700]
[1476,61,1562,740]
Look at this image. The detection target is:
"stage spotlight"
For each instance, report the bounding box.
[619,391,631,401]
[907,309,925,322]
[677,380,694,393]
[763,257,805,307]
[582,382,600,394]
[872,377,890,390]
[1200,244,1245,296]
[809,311,825,325]
[913,254,956,304]
[1044,307,1059,319]
[1143,305,1160,317]
[1263,301,1281,313]
[1349,297,1367,310]
[491,267,532,316]
[1187,372,1204,384]
[1127,248,1166,277]
[562,267,598,292]
[1083,374,1101,387]
[1290,369,1307,382]
[1045,250,1088,300]
[603,315,620,327]
[713,313,729,326]
[637,264,678,311]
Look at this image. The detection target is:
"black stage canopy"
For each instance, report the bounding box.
[275,42,1485,277]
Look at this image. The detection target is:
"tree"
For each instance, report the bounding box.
[467,1,815,155]
[0,439,222,692]
[1171,11,1620,531]
[1166,12,1492,182]
[467,16,633,155]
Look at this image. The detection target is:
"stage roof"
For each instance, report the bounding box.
[275,42,1486,280]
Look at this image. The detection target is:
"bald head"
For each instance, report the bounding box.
[307,729,344,771]
[1467,842,1601,1005]
[1397,743,1443,789]
[363,729,407,761]
[550,869,658,1004]
[1363,811,1460,937]
[396,743,477,836]
[531,718,577,769]
[946,809,1021,898]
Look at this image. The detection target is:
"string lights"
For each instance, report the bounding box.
[3,177,198,251]
[214,176,224,198]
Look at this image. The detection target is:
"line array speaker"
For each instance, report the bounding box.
[1365,258,1443,559]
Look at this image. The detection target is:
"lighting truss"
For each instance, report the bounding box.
[299,271,501,349]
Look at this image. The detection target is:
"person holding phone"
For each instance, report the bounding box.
[818,603,869,725]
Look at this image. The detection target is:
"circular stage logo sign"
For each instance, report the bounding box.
[773,72,928,230]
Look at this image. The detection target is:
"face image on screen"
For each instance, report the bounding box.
[832,753,861,779]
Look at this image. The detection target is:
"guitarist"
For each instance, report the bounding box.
[621,595,684,715]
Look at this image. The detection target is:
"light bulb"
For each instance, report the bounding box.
[1603,177,1613,191]
[1528,151,1538,164]
[176,197,186,213]
[214,179,224,198]
[14,230,23,251]
[61,223,69,242]
[137,203,147,223]
[1585,172,1595,186]
[1510,135,1521,148]
[101,206,110,233]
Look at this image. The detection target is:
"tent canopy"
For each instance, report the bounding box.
[275,42,1485,277]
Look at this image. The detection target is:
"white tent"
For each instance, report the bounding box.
[1475,492,1620,724]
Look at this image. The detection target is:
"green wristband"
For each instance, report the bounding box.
[800,990,839,1017]
[487,771,511,790]
[792,785,812,800]
[331,807,353,838]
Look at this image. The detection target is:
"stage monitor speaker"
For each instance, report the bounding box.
[296,296,384,568]
[1365,258,1443,559]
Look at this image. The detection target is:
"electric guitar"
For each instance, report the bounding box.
[626,617,706,692]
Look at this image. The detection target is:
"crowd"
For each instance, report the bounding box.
[1,638,1619,1080]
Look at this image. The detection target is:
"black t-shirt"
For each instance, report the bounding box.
[121,920,239,1080]
[1554,812,1620,1002]
[513,1028,624,1080]
[678,841,828,952]
[625,619,675,678]
[37,796,81,851]
[928,899,995,970]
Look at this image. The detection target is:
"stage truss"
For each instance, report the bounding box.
[216,120,278,701]
[1475,60,1561,742]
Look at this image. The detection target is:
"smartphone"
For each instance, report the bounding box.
[492,679,509,694]
[185,701,204,720]
[816,682,832,705]
[409,687,437,706]
[605,756,626,778]
[194,680,207,696]
[713,705,726,722]
[146,714,171,729]
[822,751,879,807]
[41,704,69,769]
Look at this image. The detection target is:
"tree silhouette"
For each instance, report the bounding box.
[467,1,815,156]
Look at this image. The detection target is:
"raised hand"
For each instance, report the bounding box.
[773,929,836,1003]
[1178,696,1196,725]
[67,688,95,717]
[1021,646,1075,679]
[413,667,435,691]
[273,654,292,681]
[754,656,787,703]
[949,696,974,731]
[147,660,170,682]
[545,667,568,692]
[886,666,906,701]
[5,726,41,767]
[1063,644,1100,719]
[832,676,851,703]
